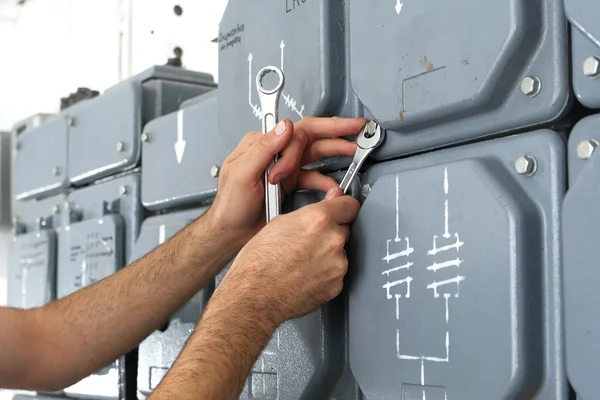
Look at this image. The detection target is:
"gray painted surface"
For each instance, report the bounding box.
[217,0,350,154]
[563,115,600,400]
[67,66,215,186]
[350,0,570,160]
[13,116,69,200]
[349,130,567,399]
[132,208,213,398]
[7,230,56,309]
[566,0,600,108]
[142,90,227,210]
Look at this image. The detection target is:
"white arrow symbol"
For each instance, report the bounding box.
[395,0,403,14]
[174,109,186,164]
[159,224,166,244]
[280,40,285,71]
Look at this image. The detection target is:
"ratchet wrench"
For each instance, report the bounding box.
[256,65,285,222]
[339,120,386,194]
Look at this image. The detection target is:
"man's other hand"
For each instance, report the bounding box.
[215,187,360,328]
[208,116,367,246]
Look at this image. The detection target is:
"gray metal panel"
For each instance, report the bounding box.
[134,208,212,397]
[563,114,600,400]
[67,81,142,185]
[7,230,56,308]
[66,172,141,263]
[215,171,361,399]
[142,91,227,210]
[566,0,600,108]
[13,193,67,234]
[217,0,347,153]
[13,115,69,200]
[141,80,214,125]
[56,215,123,298]
[0,131,11,225]
[348,130,566,399]
[350,0,570,160]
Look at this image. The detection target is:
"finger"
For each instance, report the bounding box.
[284,170,339,194]
[268,127,308,184]
[300,139,357,166]
[320,191,361,224]
[295,117,368,140]
[236,119,294,182]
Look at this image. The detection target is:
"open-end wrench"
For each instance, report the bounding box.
[339,120,386,194]
[256,65,285,222]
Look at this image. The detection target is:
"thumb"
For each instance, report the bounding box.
[241,119,294,181]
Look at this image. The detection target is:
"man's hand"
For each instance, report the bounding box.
[150,188,360,400]
[217,187,360,327]
[208,117,366,246]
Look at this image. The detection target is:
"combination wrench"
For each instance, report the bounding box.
[256,65,285,222]
[339,120,386,194]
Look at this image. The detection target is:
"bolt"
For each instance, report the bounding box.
[116,141,125,152]
[520,76,541,97]
[583,56,600,79]
[64,201,73,211]
[119,185,128,196]
[514,155,537,176]
[210,165,220,178]
[52,205,60,214]
[577,139,599,160]
[141,132,151,143]
[362,184,372,198]
[52,166,61,176]
[364,121,377,138]
[67,116,75,126]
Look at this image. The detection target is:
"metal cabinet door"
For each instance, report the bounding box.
[142,91,227,210]
[350,0,569,159]
[565,0,600,108]
[217,0,349,153]
[563,114,600,400]
[13,116,69,200]
[349,130,567,399]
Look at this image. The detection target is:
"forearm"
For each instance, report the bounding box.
[149,280,276,400]
[4,210,242,391]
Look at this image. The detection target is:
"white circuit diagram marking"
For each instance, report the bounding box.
[383,168,464,400]
[247,40,305,121]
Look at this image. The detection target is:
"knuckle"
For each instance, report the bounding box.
[330,234,346,252]
[310,209,330,229]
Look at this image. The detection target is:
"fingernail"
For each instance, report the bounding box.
[273,173,286,184]
[325,186,338,200]
[274,120,286,136]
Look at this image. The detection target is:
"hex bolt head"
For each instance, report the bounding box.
[362,184,372,198]
[141,132,151,143]
[583,56,600,79]
[364,121,377,138]
[67,116,76,126]
[210,165,220,178]
[64,201,73,211]
[514,155,537,176]
[577,139,599,160]
[52,166,61,176]
[116,141,125,153]
[521,76,542,97]
[52,205,60,214]
[119,185,128,196]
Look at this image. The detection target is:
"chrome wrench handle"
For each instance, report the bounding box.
[340,121,385,194]
[256,66,285,222]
